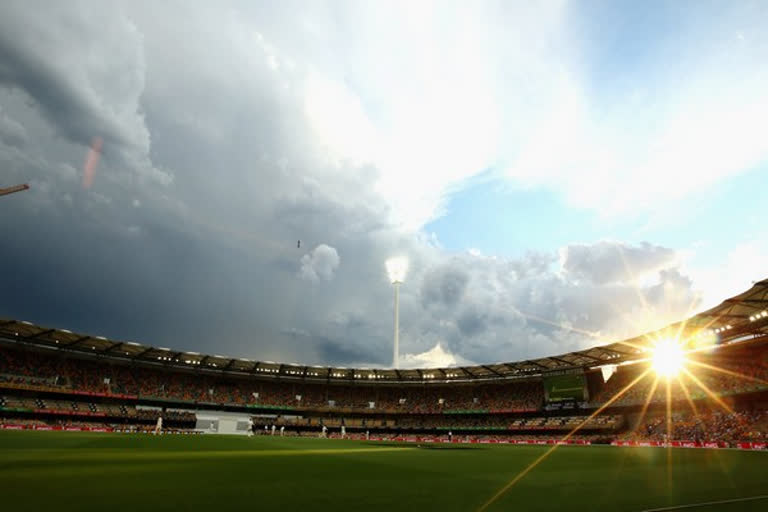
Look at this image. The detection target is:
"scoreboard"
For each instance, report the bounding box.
[544,373,587,402]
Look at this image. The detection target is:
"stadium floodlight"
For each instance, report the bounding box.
[386,257,408,284]
[386,257,408,369]
[652,338,685,378]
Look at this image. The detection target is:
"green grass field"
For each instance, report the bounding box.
[1,432,767,511]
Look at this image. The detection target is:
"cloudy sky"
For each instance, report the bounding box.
[1,0,767,368]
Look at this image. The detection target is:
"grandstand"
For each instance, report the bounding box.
[1,280,767,445]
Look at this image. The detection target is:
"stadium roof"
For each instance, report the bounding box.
[1,279,767,384]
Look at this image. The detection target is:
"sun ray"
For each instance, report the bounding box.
[677,291,706,334]
[671,316,693,350]
[665,377,673,489]
[695,314,731,334]
[616,338,654,354]
[665,308,726,343]
[616,244,652,314]
[677,374,737,487]
[665,377,672,444]
[512,309,602,339]
[686,359,768,387]
[599,256,701,356]
[476,367,653,512]
[633,375,660,437]
[680,367,734,414]
[676,374,700,418]
[599,305,662,352]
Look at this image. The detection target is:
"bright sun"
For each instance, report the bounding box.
[652,338,685,378]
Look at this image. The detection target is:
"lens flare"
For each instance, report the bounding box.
[652,338,685,378]
[82,136,103,189]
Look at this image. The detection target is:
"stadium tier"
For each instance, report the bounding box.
[1,280,767,443]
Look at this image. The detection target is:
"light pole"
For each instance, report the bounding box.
[385,257,408,369]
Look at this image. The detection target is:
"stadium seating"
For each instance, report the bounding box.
[1,339,767,445]
[625,408,767,444]
[0,346,544,412]
[590,346,768,408]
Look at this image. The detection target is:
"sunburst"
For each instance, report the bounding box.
[475,276,766,511]
[652,338,686,378]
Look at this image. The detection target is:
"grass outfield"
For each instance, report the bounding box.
[1,432,767,511]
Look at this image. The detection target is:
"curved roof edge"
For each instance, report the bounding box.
[1,279,767,384]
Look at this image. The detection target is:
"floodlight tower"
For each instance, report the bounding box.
[386,257,408,369]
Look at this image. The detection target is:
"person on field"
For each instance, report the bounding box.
[271,424,276,436]
[154,415,163,435]
[280,425,285,437]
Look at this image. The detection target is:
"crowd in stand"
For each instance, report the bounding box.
[393,414,622,430]
[0,348,110,391]
[627,409,767,444]
[0,393,196,423]
[0,347,543,412]
[135,409,196,422]
[322,432,602,442]
[590,348,768,408]
[0,416,200,433]
[258,428,603,442]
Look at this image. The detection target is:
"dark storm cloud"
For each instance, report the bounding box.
[0,1,170,187]
[316,336,389,367]
[421,263,470,309]
[456,306,488,338]
[0,108,27,148]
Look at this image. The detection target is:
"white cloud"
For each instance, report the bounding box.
[687,240,768,311]
[294,2,565,230]
[560,241,678,286]
[373,241,702,364]
[503,11,768,217]
[299,244,340,282]
[399,342,473,369]
[273,2,768,227]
